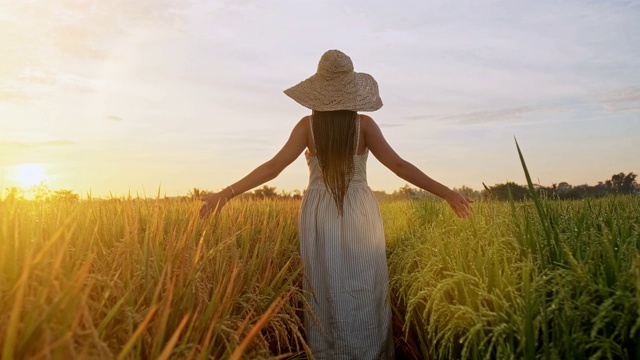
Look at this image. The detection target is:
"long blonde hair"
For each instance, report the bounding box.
[312,109,357,214]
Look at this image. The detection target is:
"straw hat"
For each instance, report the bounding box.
[284,50,382,112]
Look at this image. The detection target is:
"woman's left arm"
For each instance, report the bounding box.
[200,117,308,217]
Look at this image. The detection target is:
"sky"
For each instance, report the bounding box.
[1,0,639,198]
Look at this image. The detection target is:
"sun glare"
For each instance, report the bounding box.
[17,164,47,187]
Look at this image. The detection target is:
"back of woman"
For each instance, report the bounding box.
[300,109,393,359]
[200,49,472,360]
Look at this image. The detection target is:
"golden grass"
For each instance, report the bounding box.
[1,198,306,359]
[1,195,639,359]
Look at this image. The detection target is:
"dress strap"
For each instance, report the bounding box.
[309,116,316,147]
[355,114,361,153]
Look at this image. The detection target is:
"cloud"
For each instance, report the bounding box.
[378,123,406,128]
[403,90,636,126]
[18,68,57,86]
[403,114,439,121]
[599,87,640,112]
[0,89,32,102]
[107,115,123,122]
[0,71,95,103]
[0,1,193,101]
[437,106,535,125]
[401,105,547,126]
[0,141,76,150]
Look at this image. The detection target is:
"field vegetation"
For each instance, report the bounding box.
[1,192,638,359]
[1,152,639,358]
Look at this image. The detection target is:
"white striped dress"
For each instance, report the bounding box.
[299,116,394,359]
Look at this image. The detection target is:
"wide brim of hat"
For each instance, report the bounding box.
[284,71,383,112]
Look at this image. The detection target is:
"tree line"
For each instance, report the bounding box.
[186,172,638,203]
[3,172,637,203]
[482,172,638,201]
[377,172,638,202]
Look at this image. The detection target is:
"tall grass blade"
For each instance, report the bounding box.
[515,138,555,262]
[157,313,190,360]
[116,305,159,360]
[229,289,293,360]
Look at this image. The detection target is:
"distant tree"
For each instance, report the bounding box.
[31,182,52,201]
[621,172,637,194]
[557,182,572,194]
[453,185,481,200]
[484,182,529,201]
[605,173,622,194]
[587,182,609,198]
[560,183,609,200]
[252,185,278,199]
[187,187,217,200]
[51,189,80,202]
[539,184,559,198]
[188,187,204,200]
[605,172,637,195]
[392,184,423,200]
[390,184,438,201]
[3,187,24,202]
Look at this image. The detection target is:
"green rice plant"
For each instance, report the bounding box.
[385,143,640,359]
[387,196,639,359]
[387,200,524,359]
[515,139,557,265]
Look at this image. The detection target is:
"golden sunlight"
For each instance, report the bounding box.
[16,164,47,187]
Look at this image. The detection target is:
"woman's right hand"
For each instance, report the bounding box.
[199,192,228,218]
[444,191,474,219]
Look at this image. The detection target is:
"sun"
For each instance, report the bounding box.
[16,164,47,187]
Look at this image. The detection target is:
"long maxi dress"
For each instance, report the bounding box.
[299,115,394,359]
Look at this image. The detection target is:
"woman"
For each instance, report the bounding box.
[200,50,473,359]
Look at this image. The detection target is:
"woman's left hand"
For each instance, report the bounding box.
[444,191,474,219]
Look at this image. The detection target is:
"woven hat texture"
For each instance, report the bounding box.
[284,50,382,112]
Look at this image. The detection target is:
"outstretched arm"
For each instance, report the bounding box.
[200,117,308,217]
[362,115,473,218]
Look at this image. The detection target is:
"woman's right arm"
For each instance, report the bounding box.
[199,117,308,218]
[362,115,473,218]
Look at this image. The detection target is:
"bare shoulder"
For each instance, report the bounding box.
[294,115,311,129]
[296,115,313,147]
[359,114,383,135]
[359,114,378,130]
[298,114,311,124]
[360,114,375,123]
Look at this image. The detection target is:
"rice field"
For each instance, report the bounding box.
[1,192,639,359]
